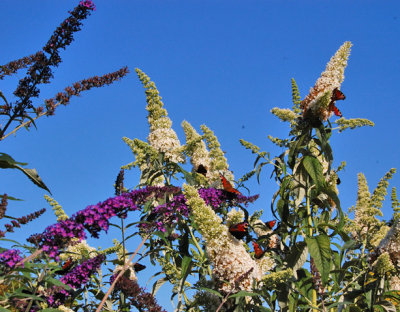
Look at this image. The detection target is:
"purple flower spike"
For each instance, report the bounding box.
[0,249,24,270]
[61,254,105,290]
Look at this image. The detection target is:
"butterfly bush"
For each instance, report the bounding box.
[183,184,270,292]
[300,41,352,120]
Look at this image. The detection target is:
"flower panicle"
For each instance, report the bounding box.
[335,117,375,132]
[291,78,302,113]
[13,1,97,111]
[300,41,352,121]
[0,194,8,220]
[42,67,129,116]
[371,168,396,209]
[0,52,44,80]
[112,275,167,312]
[45,194,68,221]
[0,249,24,271]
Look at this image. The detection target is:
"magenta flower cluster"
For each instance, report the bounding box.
[144,188,259,232]
[0,249,24,270]
[27,186,181,259]
[79,0,96,10]
[46,255,105,307]
[27,186,258,259]
[28,219,86,260]
[60,254,105,289]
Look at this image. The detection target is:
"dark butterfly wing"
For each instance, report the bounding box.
[229,222,248,239]
[265,220,276,230]
[332,104,343,117]
[332,88,346,101]
[220,174,242,195]
[196,164,207,176]
[55,258,74,275]
[133,262,146,272]
[252,241,265,259]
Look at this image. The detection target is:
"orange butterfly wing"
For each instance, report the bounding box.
[252,241,264,259]
[265,220,276,230]
[332,88,346,101]
[220,174,241,195]
[229,222,248,239]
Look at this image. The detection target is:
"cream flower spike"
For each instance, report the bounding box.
[183,184,267,292]
[182,120,211,179]
[136,68,185,164]
[301,41,352,121]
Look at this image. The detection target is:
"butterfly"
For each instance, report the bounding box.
[229,222,249,240]
[329,88,345,117]
[220,174,241,195]
[133,262,146,272]
[195,164,208,177]
[55,257,74,275]
[265,220,276,230]
[252,241,265,259]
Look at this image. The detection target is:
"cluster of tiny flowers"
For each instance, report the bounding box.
[111,274,167,312]
[200,125,231,184]
[60,254,105,289]
[142,188,258,232]
[0,194,7,219]
[184,184,262,292]
[198,188,259,209]
[28,219,87,260]
[27,186,180,259]
[4,208,46,234]
[0,249,24,270]
[300,41,352,121]
[376,219,400,268]
[182,121,211,177]
[59,239,97,262]
[0,52,44,81]
[42,67,128,115]
[136,68,184,164]
[13,1,95,113]
[79,0,96,10]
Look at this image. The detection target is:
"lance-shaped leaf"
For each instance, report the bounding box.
[302,155,325,192]
[305,234,332,285]
[0,153,51,194]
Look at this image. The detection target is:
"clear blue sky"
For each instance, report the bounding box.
[1,1,400,309]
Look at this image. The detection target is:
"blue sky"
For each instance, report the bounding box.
[1,1,400,309]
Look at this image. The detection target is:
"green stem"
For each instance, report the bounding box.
[188,226,213,277]
[306,179,318,312]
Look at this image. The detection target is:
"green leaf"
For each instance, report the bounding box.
[197,286,223,298]
[0,152,27,167]
[0,194,23,201]
[286,242,308,275]
[302,155,325,192]
[180,255,192,280]
[0,308,12,312]
[228,290,259,298]
[305,234,332,285]
[152,277,168,295]
[0,153,51,194]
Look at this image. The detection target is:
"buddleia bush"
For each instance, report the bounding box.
[0,3,399,312]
